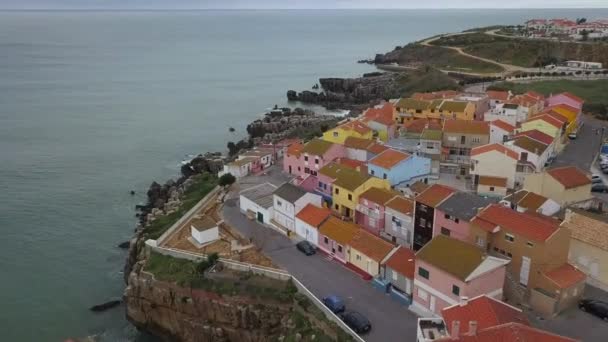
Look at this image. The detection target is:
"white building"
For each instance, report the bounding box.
[565,60,603,69]
[190,216,219,245]
[488,120,515,145]
[501,189,561,216]
[294,204,331,245]
[273,183,322,232]
[239,182,277,225]
[218,157,255,179]
[484,103,523,126]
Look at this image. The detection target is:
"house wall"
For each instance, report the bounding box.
[301,144,346,178]
[273,195,296,231]
[433,208,472,243]
[478,183,508,197]
[471,150,517,188]
[383,207,414,248]
[524,173,592,206]
[322,127,373,145]
[315,173,335,201]
[489,126,510,145]
[569,239,608,290]
[295,218,319,246]
[283,152,300,175]
[505,142,550,172]
[239,195,273,225]
[356,198,386,236]
[414,204,435,251]
[349,246,382,277]
[519,121,561,140]
[318,234,348,263]
[191,226,219,245]
[367,121,393,142]
[383,265,413,295]
[295,193,323,215]
[345,147,369,162]
[368,155,431,186]
[332,178,390,218]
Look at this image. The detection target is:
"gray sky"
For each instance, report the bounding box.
[2,0,607,9]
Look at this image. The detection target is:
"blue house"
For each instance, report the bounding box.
[367,149,431,187]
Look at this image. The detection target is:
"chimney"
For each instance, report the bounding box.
[468,321,478,336]
[451,320,461,337]
[459,296,469,306]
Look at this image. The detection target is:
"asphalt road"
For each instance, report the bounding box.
[222,197,419,342]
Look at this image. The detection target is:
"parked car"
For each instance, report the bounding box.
[592,175,603,184]
[600,163,608,170]
[339,311,372,334]
[568,132,577,140]
[592,184,608,193]
[322,295,345,314]
[296,241,316,255]
[579,299,608,321]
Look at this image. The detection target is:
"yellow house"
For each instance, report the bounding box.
[523,166,592,206]
[348,229,396,277]
[519,113,565,140]
[322,120,373,144]
[562,208,608,291]
[547,104,580,135]
[394,98,475,123]
[331,169,390,218]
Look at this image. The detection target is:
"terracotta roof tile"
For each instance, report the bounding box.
[318,216,359,245]
[443,120,489,135]
[350,229,395,262]
[512,136,548,155]
[514,130,554,145]
[335,158,366,170]
[543,263,586,289]
[340,120,372,135]
[549,103,580,116]
[403,119,443,134]
[442,295,529,335]
[286,142,304,157]
[479,176,507,187]
[562,209,608,251]
[471,143,518,160]
[385,196,414,215]
[474,204,560,242]
[360,187,399,205]
[416,184,456,207]
[367,142,389,155]
[369,149,410,169]
[363,103,395,126]
[486,90,511,101]
[383,246,416,279]
[527,114,563,128]
[561,92,585,105]
[412,90,461,101]
[409,181,430,195]
[296,204,331,228]
[490,119,516,133]
[344,136,374,150]
[436,322,578,342]
[547,166,591,189]
[517,191,549,212]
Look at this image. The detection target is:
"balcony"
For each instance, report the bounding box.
[356,204,381,219]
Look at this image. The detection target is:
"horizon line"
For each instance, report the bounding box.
[2,7,608,11]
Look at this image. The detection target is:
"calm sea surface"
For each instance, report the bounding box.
[1,8,607,341]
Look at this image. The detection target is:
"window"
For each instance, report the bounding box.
[499,249,506,255]
[305,167,310,174]
[454,218,459,224]
[444,214,450,219]
[324,236,329,244]
[418,204,427,212]
[476,236,485,248]
[452,285,460,296]
[392,271,398,281]
[297,167,301,171]
[383,173,387,180]
[493,247,499,252]
[447,136,457,142]
[441,227,451,236]
[371,169,375,176]
[315,158,319,164]
[490,186,495,192]
[356,254,361,261]
[418,288,428,301]
[318,181,323,188]
[505,233,515,243]
[333,132,339,138]
[520,152,528,161]
[507,252,513,258]
[418,267,430,279]
[276,200,282,207]
[573,287,578,296]
[334,204,339,210]
[304,156,309,161]
[338,245,343,252]
[419,218,427,227]
[348,194,353,201]
[335,188,339,194]
[392,216,402,228]
[460,136,466,144]
[472,137,480,143]
[526,241,534,248]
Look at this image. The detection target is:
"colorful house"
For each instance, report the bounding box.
[343,136,388,161]
[368,149,431,187]
[547,92,585,110]
[395,98,476,122]
[322,120,373,144]
[295,204,332,246]
[361,103,397,142]
[505,135,551,172]
[272,183,322,233]
[315,162,347,203]
[523,166,592,206]
[381,246,416,300]
[434,322,577,342]
[218,157,256,179]
[513,129,557,157]
[486,90,512,109]
[317,216,359,263]
[441,120,490,175]
[413,184,456,250]
[348,228,396,277]
[332,169,390,218]
[283,142,304,175]
[470,143,519,189]
[286,139,345,179]
[355,187,400,236]
[238,148,275,173]
[383,196,416,248]
[412,235,509,316]
[434,192,496,243]
[519,113,566,142]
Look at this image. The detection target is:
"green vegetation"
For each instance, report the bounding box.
[145,173,217,239]
[394,44,504,73]
[218,173,236,188]
[196,252,219,274]
[395,66,462,95]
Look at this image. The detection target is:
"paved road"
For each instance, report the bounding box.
[222,197,419,342]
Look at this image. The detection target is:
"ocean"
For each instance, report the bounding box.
[1,8,607,341]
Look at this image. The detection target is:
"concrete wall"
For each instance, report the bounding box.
[569,239,608,290]
[471,150,517,188]
[191,226,219,245]
[240,195,273,225]
[295,218,319,246]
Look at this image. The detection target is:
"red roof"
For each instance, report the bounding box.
[363,103,395,126]
[442,295,529,335]
[416,184,456,207]
[490,119,515,133]
[443,120,489,135]
[367,142,389,155]
[525,91,545,101]
[436,322,578,342]
[514,130,554,145]
[549,103,580,115]
[486,90,510,101]
[336,157,366,170]
[471,143,518,160]
[296,204,331,228]
[543,263,586,289]
[286,142,304,157]
[369,149,410,169]
[474,204,560,242]
[383,246,416,279]
[340,120,372,135]
[547,166,591,189]
[403,119,442,134]
[349,229,395,262]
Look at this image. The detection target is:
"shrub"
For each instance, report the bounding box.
[218,173,236,187]
[197,252,220,274]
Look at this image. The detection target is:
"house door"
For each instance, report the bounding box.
[520,256,531,286]
[257,212,264,223]
[345,207,351,217]
[289,165,292,174]
[430,295,436,312]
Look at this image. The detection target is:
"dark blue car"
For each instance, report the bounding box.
[322,295,345,314]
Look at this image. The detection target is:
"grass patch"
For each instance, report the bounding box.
[144,173,217,239]
[396,66,462,95]
[395,44,503,73]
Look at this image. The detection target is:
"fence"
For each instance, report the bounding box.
[219,259,291,281]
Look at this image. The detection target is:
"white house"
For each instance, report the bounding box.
[273,183,322,232]
[488,120,515,145]
[484,103,522,126]
[295,204,332,245]
[218,157,255,179]
[239,182,277,225]
[470,143,519,189]
[505,136,551,172]
[190,216,219,245]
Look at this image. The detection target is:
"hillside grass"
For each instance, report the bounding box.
[396,66,462,95]
[393,44,504,73]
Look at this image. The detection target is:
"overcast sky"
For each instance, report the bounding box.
[2,0,607,10]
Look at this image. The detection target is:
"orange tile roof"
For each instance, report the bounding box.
[436,322,577,342]
[479,176,507,187]
[543,263,586,289]
[340,120,372,135]
[296,204,331,228]
[486,90,510,101]
[360,187,399,205]
[344,136,374,150]
[385,196,414,215]
[286,142,304,157]
[547,166,591,189]
[443,120,489,135]
[369,149,410,169]
[525,91,545,101]
[474,204,560,242]
[471,143,518,160]
[335,157,366,170]
[416,184,456,207]
[514,130,554,145]
[490,119,515,133]
[367,142,389,155]
[403,119,443,134]
[363,103,395,126]
[318,216,360,245]
[442,295,529,335]
[349,229,395,262]
[517,191,549,212]
[383,246,416,279]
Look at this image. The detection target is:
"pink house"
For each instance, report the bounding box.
[318,216,359,264]
[546,92,584,110]
[284,139,345,180]
[355,187,399,236]
[433,192,495,243]
[283,142,304,174]
[412,235,509,316]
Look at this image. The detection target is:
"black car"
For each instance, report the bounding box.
[579,299,608,321]
[592,184,608,193]
[339,311,371,334]
[296,241,316,255]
